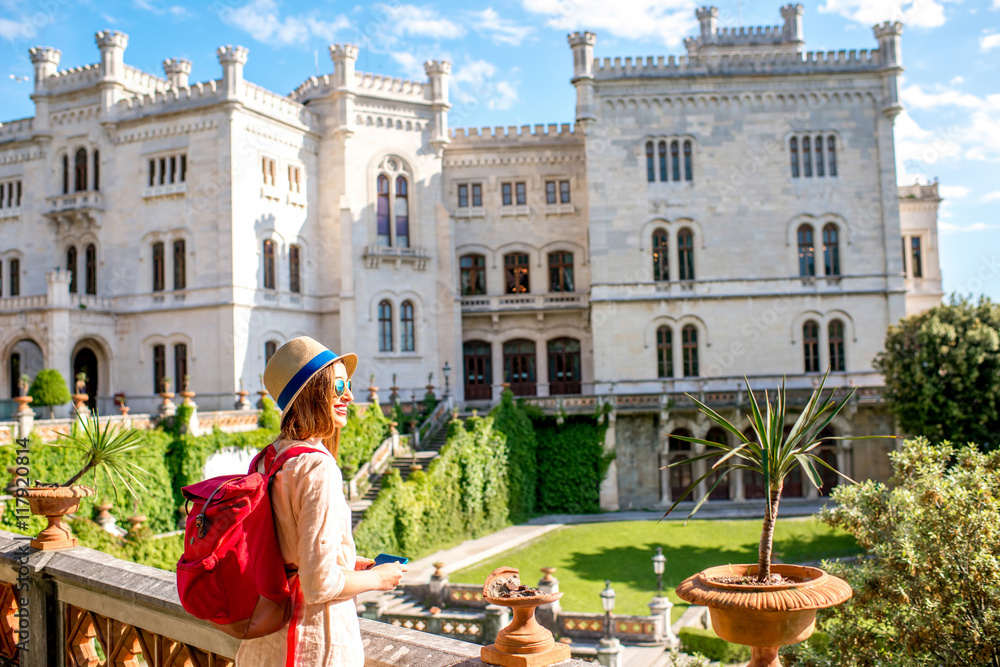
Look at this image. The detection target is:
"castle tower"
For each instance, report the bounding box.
[568,31,597,123]
[781,4,804,45]
[874,21,904,119]
[425,60,451,150]
[163,58,192,89]
[696,7,719,43]
[95,30,128,114]
[329,44,358,139]
[28,46,60,139]
[217,45,248,101]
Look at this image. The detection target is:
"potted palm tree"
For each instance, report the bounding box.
[665,371,892,667]
[22,410,152,550]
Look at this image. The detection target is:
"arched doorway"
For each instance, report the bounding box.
[9,339,44,399]
[72,347,99,409]
[668,429,693,501]
[705,427,730,500]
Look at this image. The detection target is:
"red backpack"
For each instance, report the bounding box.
[176,442,329,651]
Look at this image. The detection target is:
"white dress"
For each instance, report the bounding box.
[236,437,364,667]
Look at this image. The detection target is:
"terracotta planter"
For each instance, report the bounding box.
[481,567,571,667]
[676,564,852,667]
[23,485,96,550]
[13,395,33,414]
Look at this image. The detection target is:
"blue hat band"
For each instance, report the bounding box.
[277,350,338,411]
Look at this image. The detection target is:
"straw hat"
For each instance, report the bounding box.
[263,336,358,412]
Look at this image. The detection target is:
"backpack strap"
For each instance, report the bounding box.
[265,444,332,481]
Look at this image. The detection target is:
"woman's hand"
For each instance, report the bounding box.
[354,557,375,571]
[371,562,408,590]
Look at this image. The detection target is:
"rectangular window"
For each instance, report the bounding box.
[460,255,486,295]
[515,182,526,205]
[471,183,482,207]
[911,237,923,278]
[458,184,469,207]
[288,165,301,193]
[263,240,276,289]
[289,245,301,293]
[559,180,570,203]
[548,252,574,293]
[9,259,19,297]
[180,155,187,182]
[149,159,156,187]
[502,182,512,206]
[174,343,188,392]
[545,181,557,204]
[901,237,907,275]
[173,240,186,290]
[152,242,164,292]
[505,254,530,294]
[262,157,276,186]
[153,344,166,393]
[169,156,177,184]
[159,157,166,185]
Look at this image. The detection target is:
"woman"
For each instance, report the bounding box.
[237,336,407,666]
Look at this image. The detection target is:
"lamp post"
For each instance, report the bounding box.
[653,546,666,597]
[600,579,616,640]
[442,361,451,397]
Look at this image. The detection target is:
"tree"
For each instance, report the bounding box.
[785,438,1000,667]
[875,296,1000,451]
[28,369,72,419]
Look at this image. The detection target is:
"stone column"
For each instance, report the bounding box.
[428,562,448,607]
[163,58,191,88]
[567,32,597,124]
[536,568,562,633]
[217,45,248,101]
[599,404,619,511]
[484,604,511,645]
[424,60,451,151]
[15,406,35,441]
[29,46,60,140]
[596,637,623,667]
[733,468,746,501]
[649,597,678,647]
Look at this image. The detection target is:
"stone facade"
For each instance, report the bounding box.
[0,7,942,500]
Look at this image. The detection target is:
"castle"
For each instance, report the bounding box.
[0,6,943,508]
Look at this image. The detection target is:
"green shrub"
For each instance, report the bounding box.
[258,397,281,431]
[491,390,536,523]
[338,402,391,478]
[28,369,71,418]
[679,627,751,663]
[533,415,610,514]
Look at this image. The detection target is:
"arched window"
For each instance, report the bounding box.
[829,320,845,372]
[814,137,824,177]
[548,338,581,395]
[645,141,654,182]
[548,251,574,293]
[802,136,812,178]
[85,243,96,295]
[376,174,390,247]
[66,246,78,293]
[395,176,409,248]
[658,141,667,181]
[504,253,530,294]
[652,229,669,282]
[822,224,840,276]
[378,300,393,352]
[463,340,492,400]
[706,427,730,500]
[289,244,301,293]
[503,339,536,396]
[174,343,188,391]
[262,240,275,289]
[798,225,815,277]
[682,325,698,377]
[656,326,673,378]
[62,154,69,194]
[264,340,278,365]
[683,140,693,181]
[93,150,100,190]
[803,320,820,373]
[173,239,186,290]
[74,148,88,192]
[152,242,164,292]
[9,259,19,297]
[677,228,694,281]
[153,344,166,393]
[790,138,799,178]
[671,141,680,181]
[460,254,486,295]
[827,136,837,177]
[400,301,415,352]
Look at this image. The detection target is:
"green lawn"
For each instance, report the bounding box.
[450,518,858,620]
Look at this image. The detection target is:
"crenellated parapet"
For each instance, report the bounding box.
[685,4,803,54]
[163,58,192,88]
[448,123,578,145]
[290,71,430,104]
[592,48,881,79]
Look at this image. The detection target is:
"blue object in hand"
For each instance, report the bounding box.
[374,553,409,566]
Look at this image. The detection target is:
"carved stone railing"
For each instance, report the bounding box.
[559,611,664,644]
[0,531,584,667]
[346,433,401,501]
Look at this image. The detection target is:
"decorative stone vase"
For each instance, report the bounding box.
[676,564,852,667]
[72,393,89,412]
[119,405,130,416]
[179,390,196,407]
[13,395,33,415]
[23,485,96,550]
[481,567,571,667]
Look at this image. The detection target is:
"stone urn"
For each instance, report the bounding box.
[23,485,96,550]
[676,564,852,667]
[72,393,89,412]
[13,395,33,415]
[481,567,571,667]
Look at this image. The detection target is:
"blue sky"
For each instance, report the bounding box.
[2,0,997,301]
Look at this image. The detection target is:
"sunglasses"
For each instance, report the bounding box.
[334,378,352,398]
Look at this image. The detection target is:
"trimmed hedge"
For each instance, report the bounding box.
[533,415,610,515]
[679,627,752,663]
[353,415,509,559]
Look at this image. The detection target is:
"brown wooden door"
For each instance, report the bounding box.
[547,338,581,395]
[463,341,492,400]
[503,340,536,396]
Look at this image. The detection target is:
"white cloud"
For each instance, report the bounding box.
[469,8,534,46]
[982,191,1000,202]
[101,13,118,24]
[897,84,1000,167]
[818,0,948,29]
[134,0,192,19]
[375,4,465,39]
[0,16,32,40]
[220,0,351,47]
[894,110,961,183]
[390,52,425,80]
[902,83,981,109]
[939,185,970,199]
[980,31,1000,52]
[521,0,698,47]
[939,221,995,234]
[950,76,964,85]
[451,60,519,110]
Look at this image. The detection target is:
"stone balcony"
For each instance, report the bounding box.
[44,191,104,232]
[461,293,590,314]
[0,530,584,667]
[363,244,432,270]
